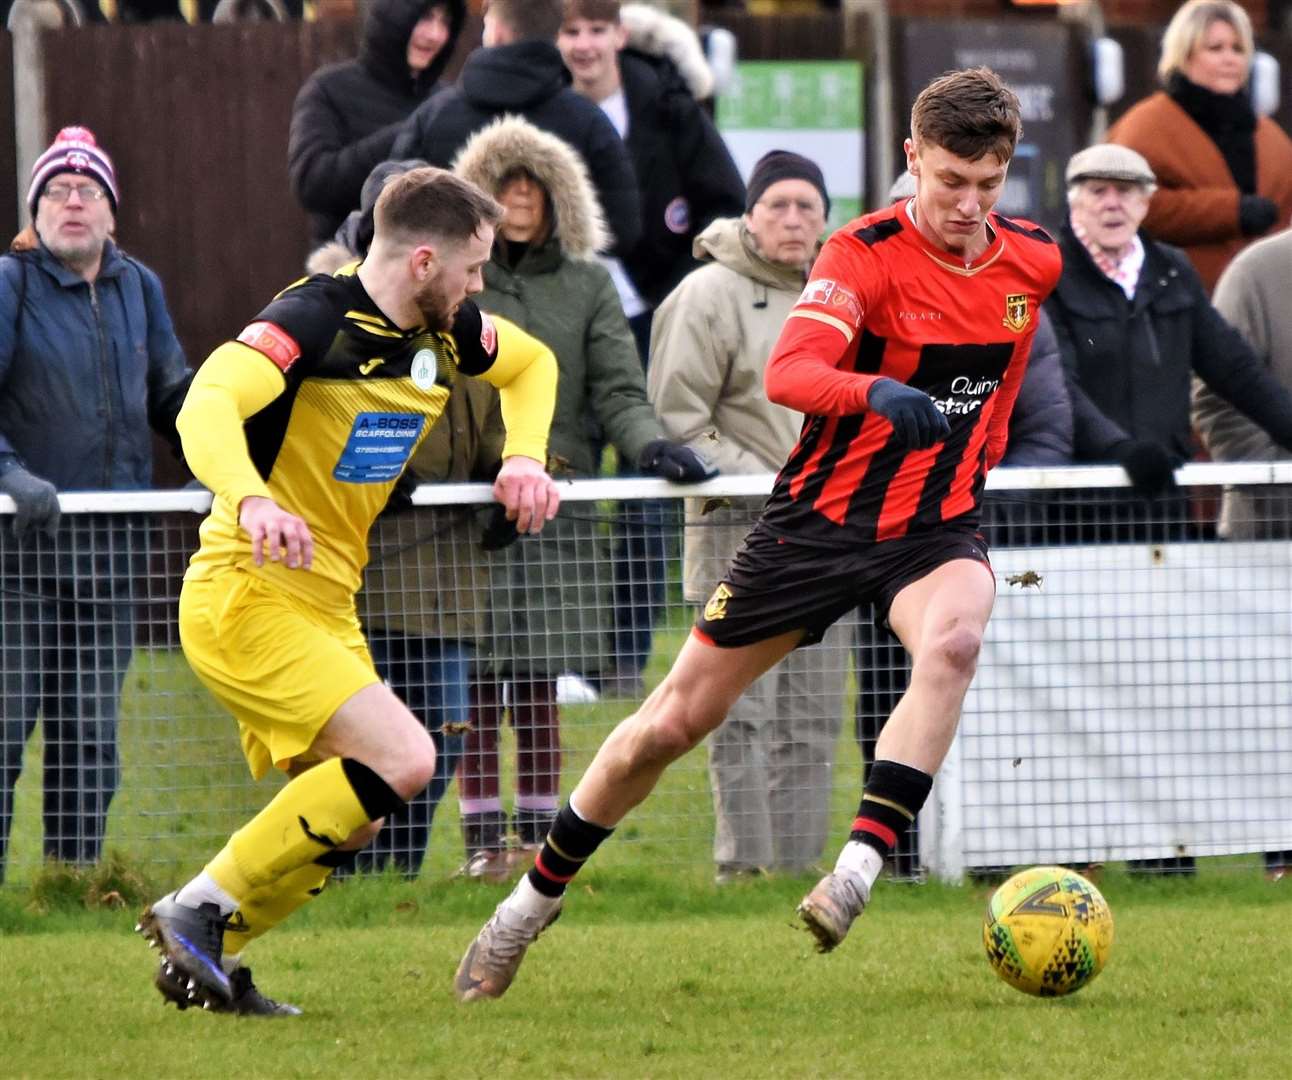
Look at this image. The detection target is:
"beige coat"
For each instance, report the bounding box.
[647,217,809,602]
[1191,229,1292,539]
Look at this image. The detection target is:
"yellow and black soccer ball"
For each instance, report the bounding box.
[983,865,1114,997]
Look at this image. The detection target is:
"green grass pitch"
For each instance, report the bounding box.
[2,868,1288,1078]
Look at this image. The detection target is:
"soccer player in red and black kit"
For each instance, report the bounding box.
[454,66,1063,1000]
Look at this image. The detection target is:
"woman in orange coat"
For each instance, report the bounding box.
[1108,0,1292,293]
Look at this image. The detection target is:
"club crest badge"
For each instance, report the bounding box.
[411,348,438,391]
[1002,293,1030,333]
[704,582,732,622]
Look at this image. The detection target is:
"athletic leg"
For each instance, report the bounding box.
[454,628,801,1001]
[141,682,435,1007]
[800,559,995,951]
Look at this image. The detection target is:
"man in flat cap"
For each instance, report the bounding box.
[1047,142,1292,520]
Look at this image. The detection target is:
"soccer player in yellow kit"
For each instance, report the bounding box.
[136,168,561,1015]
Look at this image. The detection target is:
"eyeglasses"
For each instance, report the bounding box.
[755,196,824,218]
[42,182,107,204]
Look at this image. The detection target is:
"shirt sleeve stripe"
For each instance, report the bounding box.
[786,309,856,342]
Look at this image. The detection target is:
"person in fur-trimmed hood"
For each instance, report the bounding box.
[448,115,714,874]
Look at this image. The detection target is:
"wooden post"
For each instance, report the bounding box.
[10,11,48,230]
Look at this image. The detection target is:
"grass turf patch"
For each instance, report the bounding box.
[2,871,1288,1079]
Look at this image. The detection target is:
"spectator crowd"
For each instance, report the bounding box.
[3,0,1292,888]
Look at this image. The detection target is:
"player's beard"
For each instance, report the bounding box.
[414,272,456,332]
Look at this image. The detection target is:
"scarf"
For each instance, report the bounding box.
[1167,72,1257,193]
[1072,220,1144,300]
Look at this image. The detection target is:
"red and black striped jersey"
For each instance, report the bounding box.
[761,200,1062,547]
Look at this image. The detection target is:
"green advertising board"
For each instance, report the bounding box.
[717,61,865,227]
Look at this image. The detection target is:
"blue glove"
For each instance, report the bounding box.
[0,462,61,540]
[867,378,950,450]
[638,439,718,483]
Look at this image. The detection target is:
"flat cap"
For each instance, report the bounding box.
[1066,143,1156,186]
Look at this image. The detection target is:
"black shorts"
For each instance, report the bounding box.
[694,520,992,649]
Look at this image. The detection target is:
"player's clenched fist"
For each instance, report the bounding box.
[493,455,560,535]
[239,495,315,570]
[866,378,951,450]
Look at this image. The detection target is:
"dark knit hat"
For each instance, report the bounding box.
[360,157,431,216]
[745,149,830,216]
[28,125,119,215]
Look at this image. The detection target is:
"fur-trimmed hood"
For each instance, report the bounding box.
[451,115,610,259]
[621,2,714,101]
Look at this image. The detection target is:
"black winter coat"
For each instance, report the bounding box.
[619,50,746,308]
[1045,223,1292,463]
[288,0,466,244]
[391,41,642,255]
[1000,309,1072,467]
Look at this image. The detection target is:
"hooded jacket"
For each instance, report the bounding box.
[647,217,808,601]
[0,239,190,493]
[288,0,466,243]
[453,116,664,676]
[617,3,746,307]
[392,40,642,256]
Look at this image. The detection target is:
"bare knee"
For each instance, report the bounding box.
[387,737,436,800]
[635,690,728,766]
[924,623,983,684]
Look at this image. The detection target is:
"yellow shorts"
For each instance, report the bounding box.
[179,571,380,780]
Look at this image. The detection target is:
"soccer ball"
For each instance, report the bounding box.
[982,865,1114,997]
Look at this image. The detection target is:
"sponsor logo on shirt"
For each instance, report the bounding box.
[931,376,1002,417]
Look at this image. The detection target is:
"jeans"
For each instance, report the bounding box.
[1,522,136,882]
[355,633,472,878]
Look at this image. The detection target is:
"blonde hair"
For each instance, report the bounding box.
[1158,0,1253,84]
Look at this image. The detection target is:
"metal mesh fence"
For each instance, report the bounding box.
[1,464,1289,887]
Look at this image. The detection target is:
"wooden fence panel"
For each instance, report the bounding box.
[41,23,357,383]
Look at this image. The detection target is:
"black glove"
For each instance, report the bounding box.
[479,502,520,551]
[1115,438,1179,496]
[1238,195,1279,237]
[637,439,718,483]
[0,463,61,539]
[867,378,951,450]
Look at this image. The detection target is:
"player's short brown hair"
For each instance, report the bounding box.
[563,0,621,22]
[486,0,564,41]
[373,166,503,249]
[910,67,1022,165]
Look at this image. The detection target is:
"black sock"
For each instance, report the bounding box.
[850,760,933,860]
[526,802,613,898]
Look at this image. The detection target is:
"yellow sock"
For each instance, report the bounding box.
[205,757,386,900]
[223,861,335,955]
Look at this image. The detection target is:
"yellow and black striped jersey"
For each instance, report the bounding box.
[180,266,555,606]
